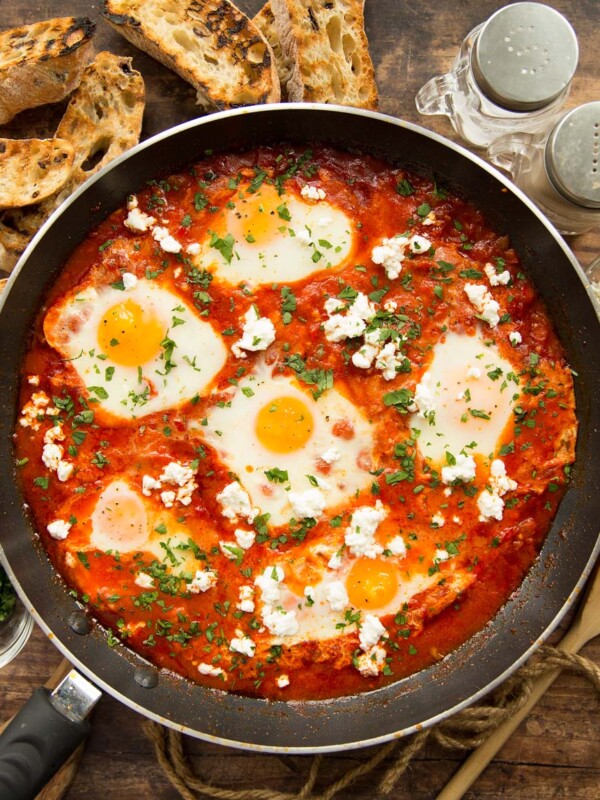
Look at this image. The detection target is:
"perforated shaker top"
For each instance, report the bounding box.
[545,102,600,209]
[472,2,578,112]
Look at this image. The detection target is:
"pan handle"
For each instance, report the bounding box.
[0,670,101,800]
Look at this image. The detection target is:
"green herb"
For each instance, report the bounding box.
[209,231,235,264]
[395,179,414,196]
[0,566,16,623]
[265,467,289,483]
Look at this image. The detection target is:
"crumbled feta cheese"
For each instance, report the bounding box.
[47,519,71,540]
[20,391,51,430]
[452,516,461,524]
[464,283,500,328]
[255,565,284,605]
[320,447,340,465]
[160,490,176,508]
[230,635,255,657]
[371,235,410,280]
[142,475,161,496]
[27,375,40,386]
[345,501,387,558]
[198,663,225,677]
[509,331,522,346]
[410,372,436,418]
[43,424,65,445]
[216,481,259,523]
[422,211,437,226]
[262,606,299,637]
[325,580,349,612]
[328,551,343,570]
[383,299,398,313]
[288,488,326,520]
[324,297,344,314]
[42,442,63,471]
[186,242,201,255]
[323,291,377,343]
[276,674,290,688]
[409,234,431,254]
[484,262,511,286]
[467,366,481,379]
[477,490,505,522]
[295,228,312,245]
[161,461,194,487]
[56,461,74,482]
[359,613,386,650]
[152,225,182,253]
[188,569,218,593]
[124,205,157,233]
[441,453,477,485]
[356,645,386,677]
[304,585,315,603]
[435,548,450,562]
[122,272,138,291]
[232,306,276,358]
[432,513,445,528]
[375,342,402,381]
[388,535,406,558]
[301,184,326,201]
[234,528,255,550]
[237,585,255,613]
[489,459,518,495]
[135,572,154,589]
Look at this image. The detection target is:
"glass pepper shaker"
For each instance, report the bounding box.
[415,2,578,149]
[488,102,600,236]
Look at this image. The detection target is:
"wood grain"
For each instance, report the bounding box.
[1,1,599,798]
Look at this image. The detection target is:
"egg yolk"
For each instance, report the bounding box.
[97,299,165,366]
[255,395,314,454]
[285,552,325,597]
[346,558,399,610]
[229,185,283,244]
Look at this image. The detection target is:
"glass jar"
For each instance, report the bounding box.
[0,567,33,668]
[488,102,600,236]
[415,2,578,149]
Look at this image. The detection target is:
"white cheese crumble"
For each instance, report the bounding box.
[325,581,349,612]
[371,235,410,280]
[231,306,276,359]
[484,262,511,286]
[477,459,517,521]
[328,551,343,570]
[135,572,154,589]
[431,513,445,528]
[352,343,378,370]
[489,459,518,495]
[254,565,284,605]
[435,548,450,562]
[234,529,255,550]
[47,519,71,540]
[388,535,406,558]
[230,635,256,658]
[187,569,218,593]
[477,491,505,522]
[320,447,341,465]
[237,585,255,613]
[375,342,403,381]
[288,488,326,520]
[300,184,326,201]
[160,490,176,508]
[323,291,377,343]
[345,501,387,558]
[198,663,225,677]
[56,461,74,482]
[410,234,432,254]
[20,391,52,430]
[141,461,197,506]
[276,674,290,688]
[262,606,299,637]
[304,585,315,604]
[41,442,63,471]
[27,375,40,386]
[410,372,436,418]
[152,225,182,253]
[359,613,386,650]
[467,366,482,379]
[441,453,477,485]
[186,242,201,255]
[216,481,259,524]
[509,331,522,346]
[122,272,138,291]
[464,283,501,328]
[124,205,156,233]
[356,645,387,677]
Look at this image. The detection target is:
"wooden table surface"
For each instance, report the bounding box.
[1,1,599,798]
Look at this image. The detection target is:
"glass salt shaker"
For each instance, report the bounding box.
[488,102,600,236]
[415,2,578,149]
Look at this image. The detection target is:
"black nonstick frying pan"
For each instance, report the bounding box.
[0,105,599,797]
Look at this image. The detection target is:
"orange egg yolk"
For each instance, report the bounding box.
[346,558,399,610]
[255,395,314,454]
[97,299,165,367]
[285,552,325,597]
[228,184,283,244]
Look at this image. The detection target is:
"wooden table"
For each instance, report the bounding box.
[1,1,599,798]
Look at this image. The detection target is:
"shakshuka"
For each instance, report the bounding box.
[14,146,576,700]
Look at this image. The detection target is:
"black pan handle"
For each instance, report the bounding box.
[0,671,101,800]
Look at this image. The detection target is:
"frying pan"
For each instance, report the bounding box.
[1,104,599,795]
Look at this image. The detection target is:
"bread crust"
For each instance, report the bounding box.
[0,17,95,125]
[270,0,377,109]
[102,0,281,109]
[0,138,75,209]
[253,2,293,100]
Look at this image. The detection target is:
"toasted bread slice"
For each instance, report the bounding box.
[101,0,280,110]
[0,52,145,274]
[0,17,95,125]
[0,138,75,209]
[270,0,377,108]
[253,2,293,100]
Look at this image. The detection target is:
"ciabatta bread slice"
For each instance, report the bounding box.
[253,2,293,100]
[270,0,377,108]
[101,0,280,110]
[0,138,75,209]
[0,52,145,274]
[0,17,95,125]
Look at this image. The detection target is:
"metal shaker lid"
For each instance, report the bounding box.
[545,102,600,209]
[472,2,578,112]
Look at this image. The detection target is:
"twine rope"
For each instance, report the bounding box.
[143,645,600,800]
